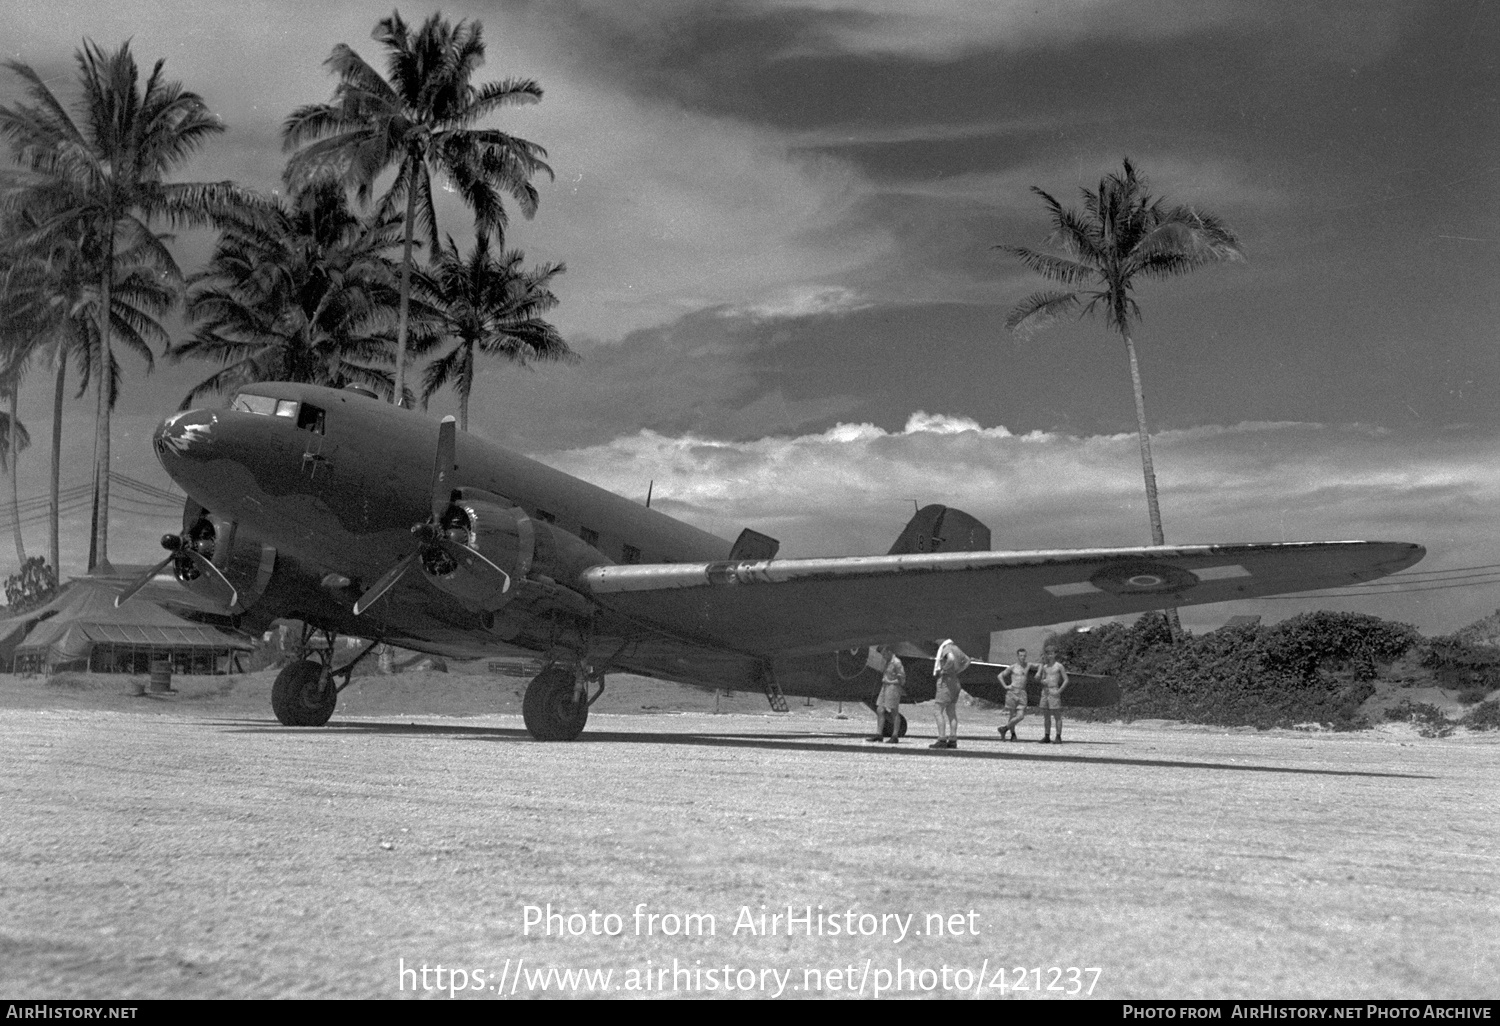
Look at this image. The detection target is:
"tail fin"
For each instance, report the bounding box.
[887,504,991,555]
[889,505,992,664]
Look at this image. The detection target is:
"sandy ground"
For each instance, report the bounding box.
[1,670,1497,1000]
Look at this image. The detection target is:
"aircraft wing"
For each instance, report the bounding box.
[581,540,1422,656]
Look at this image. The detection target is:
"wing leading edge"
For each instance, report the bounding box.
[581,540,1424,656]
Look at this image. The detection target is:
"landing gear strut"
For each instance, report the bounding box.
[269,624,380,727]
[522,665,591,741]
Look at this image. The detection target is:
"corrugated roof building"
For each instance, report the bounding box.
[0,572,253,674]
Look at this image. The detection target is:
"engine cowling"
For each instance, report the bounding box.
[421,498,606,613]
[174,501,277,613]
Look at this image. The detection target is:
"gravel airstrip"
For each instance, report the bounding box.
[1,670,1496,1000]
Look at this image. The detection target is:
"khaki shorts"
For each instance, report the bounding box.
[1004,692,1027,712]
[1039,691,1062,710]
[934,677,962,706]
[877,683,903,712]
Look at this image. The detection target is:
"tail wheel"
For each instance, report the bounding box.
[522,666,589,741]
[271,659,336,726]
[881,712,909,739]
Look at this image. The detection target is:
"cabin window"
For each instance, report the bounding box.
[621,543,641,564]
[534,509,556,524]
[579,527,599,547]
[297,403,325,434]
[274,399,298,418]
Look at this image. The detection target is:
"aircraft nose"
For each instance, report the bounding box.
[153,409,219,468]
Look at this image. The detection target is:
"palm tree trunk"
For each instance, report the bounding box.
[459,340,472,432]
[49,352,65,578]
[93,230,114,570]
[9,375,25,567]
[392,182,418,407]
[1123,331,1183,641]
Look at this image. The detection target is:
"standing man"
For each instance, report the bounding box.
[1038,649,1070,743]
[997,647,1035,741]
[867,645,906,744]
[930,639,970,749]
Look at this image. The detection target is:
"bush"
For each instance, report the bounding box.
[4,557,58,614]
[1421,635,1500,696]
[1461,701,1500,731]
[1046,609,1419,730]
[1384,699,1455,738]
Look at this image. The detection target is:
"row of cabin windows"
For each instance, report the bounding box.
[536,510,641,564]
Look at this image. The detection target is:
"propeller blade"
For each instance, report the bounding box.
[353,551,419,615]
[183,550,241,609]
[436,539,511,593]
[432,416,457,521]
[113,554,177,608]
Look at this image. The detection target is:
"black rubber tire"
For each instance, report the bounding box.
[271,659,336,726]
[879,711,909,739]
[522,667,590,741]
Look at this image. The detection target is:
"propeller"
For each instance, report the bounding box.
[353,416,511,615]
[115,529,240,609]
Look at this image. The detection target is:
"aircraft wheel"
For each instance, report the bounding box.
[271,659,336,726]
[879,712,909,739]
[522,667,589,741]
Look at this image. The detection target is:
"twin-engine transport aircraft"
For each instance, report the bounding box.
[132,382,1424,740]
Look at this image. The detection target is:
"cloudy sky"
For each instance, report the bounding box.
[3,0,1498,639]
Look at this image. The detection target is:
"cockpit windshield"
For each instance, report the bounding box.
[231,393,299,419]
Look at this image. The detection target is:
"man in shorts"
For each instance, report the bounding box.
[1038,649,1070,743]
[996,648,1035,741]
[867,645,906,744]
[929,639,970,749]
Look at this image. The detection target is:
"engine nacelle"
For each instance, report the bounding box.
[174,501,277,614]
[422,497,607,613]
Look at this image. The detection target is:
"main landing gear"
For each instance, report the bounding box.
[270,624,379,727]
[522,657,614,741]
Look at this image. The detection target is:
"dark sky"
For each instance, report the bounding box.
[4,0,1498,634]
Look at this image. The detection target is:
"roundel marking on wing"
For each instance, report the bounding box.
[835,647,872,680]
[1090,561,1199,595]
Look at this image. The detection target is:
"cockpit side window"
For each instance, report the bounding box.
[297,403,325,434]
[230,393,302,421]
[230,393,277,415]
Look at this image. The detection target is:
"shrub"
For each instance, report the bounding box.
[1461,701,1500,731]
[1384,699,1455,738]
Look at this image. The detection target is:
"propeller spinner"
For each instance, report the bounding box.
[115,520,240,609]
[353,417,511,615]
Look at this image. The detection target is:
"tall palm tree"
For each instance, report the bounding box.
[0,40,245,568]
[172,177,405,405]
[2,217,173,577]
[1001,158,1242,638]
[0,360,32,568]
[413,234,573,431]
[282,10,553,410]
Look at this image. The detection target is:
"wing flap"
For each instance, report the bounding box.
[581,540,1423,656]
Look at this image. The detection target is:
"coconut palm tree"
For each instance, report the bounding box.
[282,10,553,410]
[1,218,173,577]
[0,40,245,568]
[1001,158,1243,638]
[0,361,32,568]
[172,177,406,405]
[413,234,572,431]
